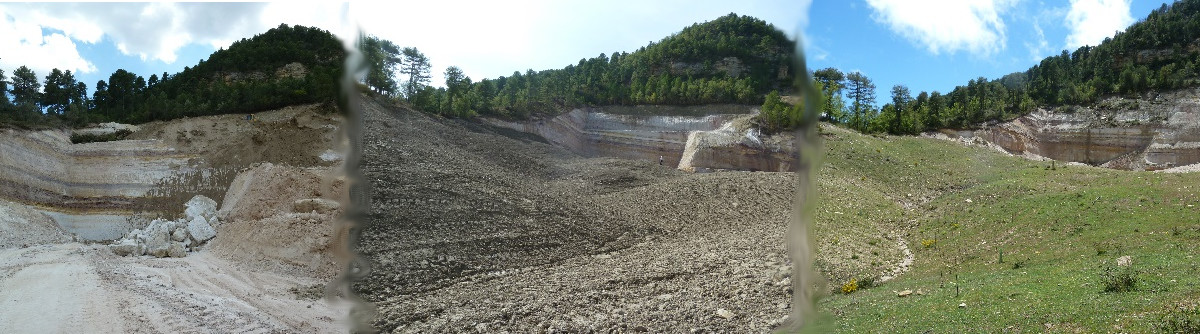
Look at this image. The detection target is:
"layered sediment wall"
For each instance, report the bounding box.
[482,105,796,172]
[0,104,343,240]
[0,130,195,240]
[941,89,1200,170]
[0,130,194,209]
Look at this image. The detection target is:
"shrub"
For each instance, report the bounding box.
[1158,304,1200,334]
[841,279,858,294]
[1094,240,1123,256]
[1100,264,1138,293]
[1011,259,1028,270]
[857,276,878,290]
[921,239,937,249]
[70,129,132,144]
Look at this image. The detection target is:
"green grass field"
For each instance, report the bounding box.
[811,125,1200,333]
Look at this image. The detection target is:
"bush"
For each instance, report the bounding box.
[857,276,878,290]
[756,90,807,134]
[841,278,858,294]
[70,129,132,144]
[1100,264,1138,293]
[921,239,937,249]
[1158,304,1200,334]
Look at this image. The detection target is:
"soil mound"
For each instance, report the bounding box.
[209,162,346,279]
[0,199,70,248]
[127,103,344,168]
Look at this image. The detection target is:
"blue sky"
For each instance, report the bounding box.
[0,1,1175,106]
[806,0,1171,101]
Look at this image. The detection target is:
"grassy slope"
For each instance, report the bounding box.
[813,124,1200,333]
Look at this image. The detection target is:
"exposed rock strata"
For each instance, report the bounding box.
[936,89,1200,170]
[0,129,192,208]
[482,105,796,172]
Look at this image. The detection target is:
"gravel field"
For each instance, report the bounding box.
[356,97,799,332]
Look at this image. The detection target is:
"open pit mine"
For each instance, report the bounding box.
[0,104,352,332]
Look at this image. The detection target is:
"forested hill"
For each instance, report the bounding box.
[823,0,1200,136]
[0,24,345,128]
[1022,0,1200,105]
[377,13,797,119]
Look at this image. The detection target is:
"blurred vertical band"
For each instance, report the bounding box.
[333,28,380,333]
[781,29,832,333]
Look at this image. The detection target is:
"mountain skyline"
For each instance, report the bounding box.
[0,1,1178,104]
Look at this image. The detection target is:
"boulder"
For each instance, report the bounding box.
[167,241,188,258]
[293,198,341,214]
[109,239,140,256]
[144,221,173,258]
[110,196,221,258]
[184,195,219,221]
[127,228,144,241]
[171,226,189,242]
[187,215,217,242]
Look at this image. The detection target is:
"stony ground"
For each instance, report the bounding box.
[356,97,801,332]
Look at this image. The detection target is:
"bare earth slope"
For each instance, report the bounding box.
[0,104,350,333]
[357,97,802,332]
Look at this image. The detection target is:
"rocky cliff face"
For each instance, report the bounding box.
[482,105,796,172]
[946,89,1200,170]
[678,121,795,172]
[0,130,194,240]
[0,104,343,240]
[0,130,193,209]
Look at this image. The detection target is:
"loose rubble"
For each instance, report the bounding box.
[109,195,221,257]
[358,96,804,332]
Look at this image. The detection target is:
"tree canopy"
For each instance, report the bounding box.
[1,23,345,128]
[811,0,1200,135]
[370,13,799,120]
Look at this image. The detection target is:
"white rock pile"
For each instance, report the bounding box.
[110,195,221,257]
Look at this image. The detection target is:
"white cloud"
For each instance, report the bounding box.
[791,0,825,62]
[1024,21,1052,61]
[0,3,351,65]
[353,0,808,87]
[865,0,1017,56]
[1064,0,1133,49]
[0,7,95,75]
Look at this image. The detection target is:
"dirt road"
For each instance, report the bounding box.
[0,242,348,333]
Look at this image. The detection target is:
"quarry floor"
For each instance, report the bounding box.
[0,242,349,333]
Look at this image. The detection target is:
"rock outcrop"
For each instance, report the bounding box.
[678,118,795,172]
[941,89,1200,170]
[482,105,795,172]
[109,195,222,258]
[0,129,192,207]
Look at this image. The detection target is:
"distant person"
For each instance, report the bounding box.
[659,155,664,166]
[246,114,253,121]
